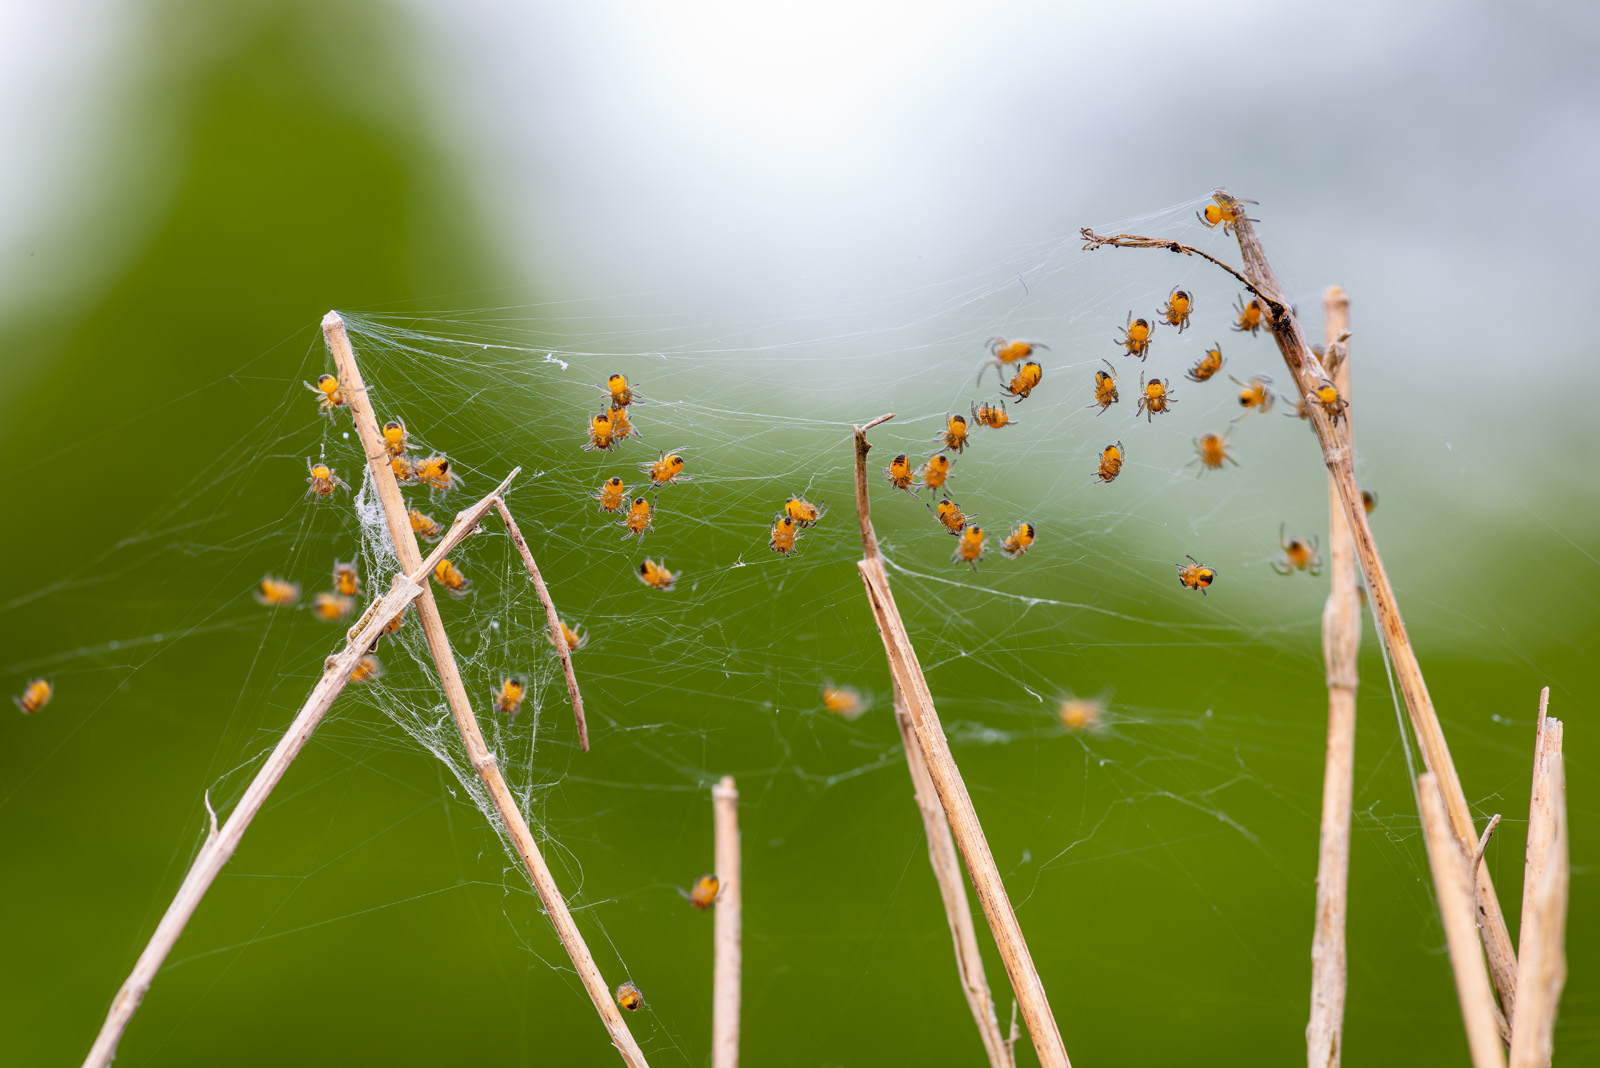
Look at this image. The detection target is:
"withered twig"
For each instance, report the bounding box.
[491,498,588,750]
[326,311,648,1067]
[79,470,517,1068]
[853,415,1069,1068]
[1308,285,1359,1068]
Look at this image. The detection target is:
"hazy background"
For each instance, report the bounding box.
[0,1,1595,1065]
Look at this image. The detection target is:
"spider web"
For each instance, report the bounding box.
[3,195,1592,1066]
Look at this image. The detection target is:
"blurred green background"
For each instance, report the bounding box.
[0,1,1594,1066]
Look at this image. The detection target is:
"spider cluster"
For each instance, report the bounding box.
[1078,193,1377,593]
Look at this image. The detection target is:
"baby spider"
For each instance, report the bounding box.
[583,411,616,452]
[1311,381,1348,422]
[595,476,627,514]
[304,373,343,415]
[971,399,1016,429]
[979,337,1049,384]
[1232,295,1266,335]
[1185,343,1225,383]
[254,576,300,607]
[603,373,641,408]
[1285,394,1313,421]
[1000,361,1043,402]
[1175,555,1217,595]
[688,873,721,910]
[1158,287,1194,332]
[311,592,354,622]
[616,982,644,1012]
[349,654,384,685]
[636,558,681,591]
[783,496,826,527]
[1362,489,1377,515]
[951,524,985,571]
[918,453,953,493]
[1087,359,1119,416]
[936,413,971,453]
[432,558,471,598]
[769,513,802,557]
[1197,191,1258,235]
[618,496,653,542]
[13,678,52,715]
[1135,373,1175,422]
[381,420,409,458]
[1191,431,1238,474]
[1001,521,1035,559]
[549,619,589,654]
[639,450,688,489]
[1231,374,1275,418]
[932,498,973,535]
[1058,695,1105,733]
[306,460,349,498]
[1116,312,1153,360]
[1272,524,1322,576]
[333,560,360,597]
[884,453,921,495]
[821,683,867,720]
[374,606,407,645]
[492,676,526,717]
[412,455,460,495]
[1094,441,1125,484]
[608,404,640,443]
[409,507,443,542]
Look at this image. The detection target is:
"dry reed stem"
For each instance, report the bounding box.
[79,472,516,1068]
[490,498,588,750]
[712,777,741,1068]
[1509,700,1566,1068]
[1418,773,1508,1068]
[324,311,649,1068]
[1519,690,1556,941]
[1474,814,1503,875]
[1082,198,1520,1019]
[852,416,1071,1068]
[893,684,1014,1068]
[1308,285,1359,1068]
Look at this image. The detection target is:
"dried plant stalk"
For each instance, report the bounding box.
[1308,286,1359,1068]
[893,685,1015,1067]
[1082,198,1519,1018]
[1509,694,1567,1068]
[80,471,517,1068]
[324,312,649,1068]
[1418,773,1508,1068]
[1518,690,1558,946]
[491,498,588,749]
[712,777,742,1068]
[853,416,1070,1068]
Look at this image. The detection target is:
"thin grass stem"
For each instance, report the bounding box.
[1509,692,1567,1067]
[324,311,649,1068]
[893,684,1014,1068]
[1308,285,1358,1068]
[79,471,516,1068]
[852,415,1071,1068]
[1418,773,1508,1068]
[490,497,588,749]
[712,776,741,1068]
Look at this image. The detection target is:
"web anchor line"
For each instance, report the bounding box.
[79,468,519,1068]
[324,311,649,1068]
